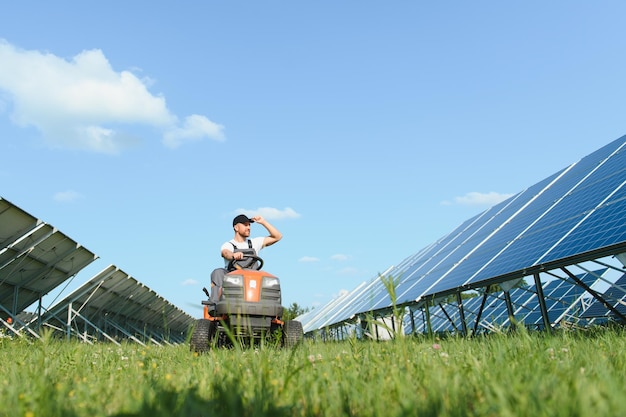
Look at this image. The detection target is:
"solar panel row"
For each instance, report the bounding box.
[0,197,195,343]
[0,198,97,318]
[298,134,626,336]
[40,265,194,345]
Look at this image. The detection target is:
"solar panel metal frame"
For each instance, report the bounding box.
[581,272,626,319]
[402,269,602,335]
[38,264,195,344]
[1,197,98,319]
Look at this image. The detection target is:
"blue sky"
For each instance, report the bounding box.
[1,2,625,316]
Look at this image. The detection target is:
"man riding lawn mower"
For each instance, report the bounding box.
[189,252,304,352]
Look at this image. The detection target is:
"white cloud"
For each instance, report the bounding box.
[163,114,225,149]
[234,207,301,220]
[330,254,350,261]
[298,256,320,263]
[0,39,225,153]
[442,191,513,206]
[53,190,81,202]
[181,279,198,286]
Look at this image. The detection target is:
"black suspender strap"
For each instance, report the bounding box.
[231,240,253,250]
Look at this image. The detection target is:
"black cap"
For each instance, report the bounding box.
[233,214,255,226]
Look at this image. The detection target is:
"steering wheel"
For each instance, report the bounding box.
[228,254,264,271]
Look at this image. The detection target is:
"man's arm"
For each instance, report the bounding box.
[221,247,237,261]
[251,216,282,248]
[220,242,243,261]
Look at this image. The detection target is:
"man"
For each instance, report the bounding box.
[209,214,282,305]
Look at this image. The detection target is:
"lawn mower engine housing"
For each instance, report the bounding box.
[206,268,284,338]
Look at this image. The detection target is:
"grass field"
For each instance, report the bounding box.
[1,326,625,417]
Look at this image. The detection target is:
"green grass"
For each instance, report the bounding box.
[1,326,625,417]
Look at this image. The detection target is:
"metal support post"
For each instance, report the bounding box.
[533,272,552,332]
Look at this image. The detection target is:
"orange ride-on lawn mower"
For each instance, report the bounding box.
[190,253,303,352]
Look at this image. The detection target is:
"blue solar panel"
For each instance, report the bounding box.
[423,136,625,296]
[470,141,625,283]
[509,174,617,269]
[397,172,564,302]
[367,185,545,312]
[547,197,626,261]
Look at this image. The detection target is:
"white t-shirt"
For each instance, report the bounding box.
[220,237,265,267]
